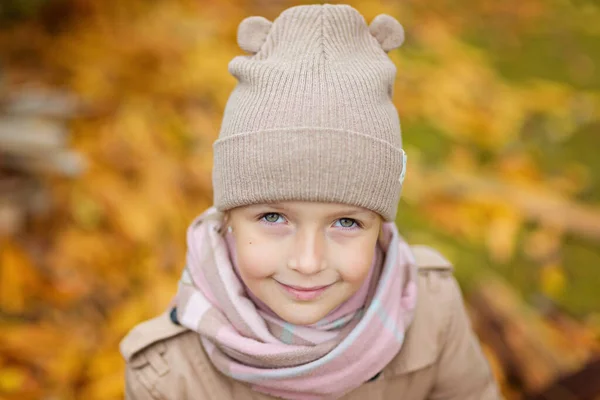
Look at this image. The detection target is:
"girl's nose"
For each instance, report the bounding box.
[287,229,327,275]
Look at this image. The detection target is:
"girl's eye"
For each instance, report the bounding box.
[262,213,284,224]
[335,218,359,229]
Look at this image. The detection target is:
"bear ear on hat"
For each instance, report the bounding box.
[369,14,405,52]
[237,16,272,54]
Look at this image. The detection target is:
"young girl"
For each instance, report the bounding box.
[120,4,501,399]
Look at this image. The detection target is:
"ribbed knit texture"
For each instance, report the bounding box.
[213,4,406,221]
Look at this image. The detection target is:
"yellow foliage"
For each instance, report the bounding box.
[0,366,28,394]
[0,241,40,314]
[540,264,567,299]
[485,206,523,264]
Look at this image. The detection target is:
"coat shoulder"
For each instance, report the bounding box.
[383,245,501,399]
[120,310,188,364]
[120,312,232,399]
[410,244,454,273]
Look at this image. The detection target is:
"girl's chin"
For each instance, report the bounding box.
[274,310,328,326]
[268,298,341,326]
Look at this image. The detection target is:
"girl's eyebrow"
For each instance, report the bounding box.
[253,203,375,220]
[329,209,375,219]
[249,203,288,213]
[265,203,287,211]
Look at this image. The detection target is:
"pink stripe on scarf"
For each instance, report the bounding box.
[216,325,306,355]
[185,218,218,305]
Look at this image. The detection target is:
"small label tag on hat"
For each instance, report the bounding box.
[399,149,407,184]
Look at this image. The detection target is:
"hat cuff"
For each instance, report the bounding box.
[212,128,404,221]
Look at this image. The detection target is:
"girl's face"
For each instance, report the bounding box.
[226,201,382,326]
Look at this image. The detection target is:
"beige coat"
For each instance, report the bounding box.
[120,245,502,400]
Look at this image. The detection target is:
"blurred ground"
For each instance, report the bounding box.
[0,0,599,399]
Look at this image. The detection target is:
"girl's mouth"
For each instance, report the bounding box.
[276,281,334,301]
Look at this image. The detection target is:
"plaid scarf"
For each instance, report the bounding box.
[175,207,418,399]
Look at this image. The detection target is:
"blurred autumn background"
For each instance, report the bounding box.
[0,0,599,398]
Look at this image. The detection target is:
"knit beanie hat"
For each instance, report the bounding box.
[212,4,407,221]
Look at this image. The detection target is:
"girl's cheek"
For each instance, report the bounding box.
[335,246,375,282]
[339,258,372,282]
[237,242,281,278]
